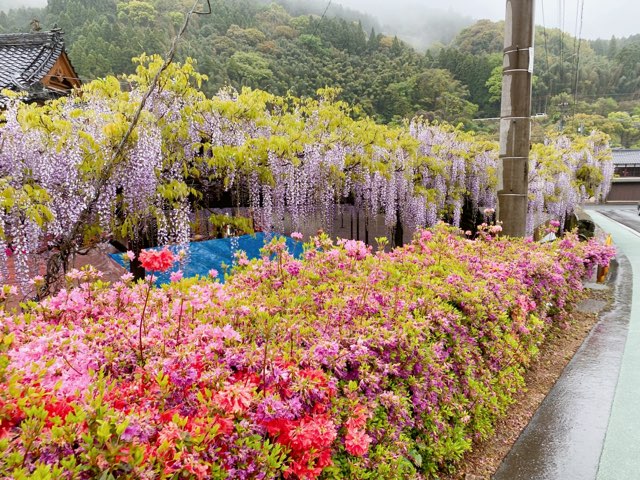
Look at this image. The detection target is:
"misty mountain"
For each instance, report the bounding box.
[276,0,380,32]
[329,0,474,49]
[0,0,469,49]
[0,0,46,11]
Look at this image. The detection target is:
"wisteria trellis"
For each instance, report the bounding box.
[0,56,613,288]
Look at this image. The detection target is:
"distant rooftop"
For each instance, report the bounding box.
[0,29,80,104]
[611,149,640,166]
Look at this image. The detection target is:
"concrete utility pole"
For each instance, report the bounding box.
[498,0,535,237]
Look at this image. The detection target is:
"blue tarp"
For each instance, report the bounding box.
[110,233,304,285]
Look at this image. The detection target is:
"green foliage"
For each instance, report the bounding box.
[442,18,640,121]
[2,1,640,126]
[486,64,503,105]
[0,179,53,238]
[227,51,273,88]
[451,20,505,56]
[209,213,255,237]
[5,0,477,124]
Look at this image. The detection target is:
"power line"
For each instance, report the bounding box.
[559,0,566,92]
[571,0,580,88]
[572,0,580,58]
[541,0,552,109]
[311,0,333,37]
[572,0,585,113]
[566,91,640,98]
[541,0,551,74]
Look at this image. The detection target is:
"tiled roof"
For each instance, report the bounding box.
[0,29,65,98]
[612,149,640,165]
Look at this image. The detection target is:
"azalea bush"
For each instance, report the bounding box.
[0,226,614,479]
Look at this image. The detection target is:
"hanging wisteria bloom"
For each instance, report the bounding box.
[0,56,613,292]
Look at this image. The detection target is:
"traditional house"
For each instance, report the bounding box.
[607,149,640,202]
[0,28,80,106]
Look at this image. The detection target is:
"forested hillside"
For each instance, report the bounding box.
[441,19,640,146]
[0,0,479,125]
[1,0,639,142]
[446,19,640,113]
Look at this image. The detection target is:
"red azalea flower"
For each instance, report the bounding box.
[215,379,256,415]
[345,405,368,430]
[213,415,234,436]
[44,398,74,426]
[138,248,176,272]
[265,418,293,440]
[0,399,23,437]
[159,408,181,423]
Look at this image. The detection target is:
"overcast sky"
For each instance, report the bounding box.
[335,0,639,40]
[3,0,638,40]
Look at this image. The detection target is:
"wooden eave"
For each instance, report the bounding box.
[41,51,81,93]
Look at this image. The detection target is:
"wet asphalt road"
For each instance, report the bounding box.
[591,204,640,233]
[493,204,639,480]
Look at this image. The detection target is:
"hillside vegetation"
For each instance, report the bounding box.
[1,1,639,143]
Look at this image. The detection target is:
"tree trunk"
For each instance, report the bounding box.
[394,209,404,248]
[129,238,145,281]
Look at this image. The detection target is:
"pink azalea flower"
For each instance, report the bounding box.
[170,270,183,283]
[284,260,302,276]
[28,275,45,285]
[345,428,372,457]
[344,240,369,260]
[216,380,255,415]
[327,249,340,261]
[66,269,84,280]
[120,272,134,282]
[291,231,303,241]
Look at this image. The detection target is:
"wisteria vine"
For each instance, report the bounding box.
[0,57,613,289]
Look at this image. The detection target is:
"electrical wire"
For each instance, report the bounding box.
[541,0,552,110]
[569,91,640,99]
[572,0,580,61]
[572,0,585,113]
[311,0,333,37]
[37,73,85,82]
[559,0,566,92]
[541,0,551,74]
[570,0,582,105]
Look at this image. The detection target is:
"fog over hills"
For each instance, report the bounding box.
[334,0,640,41]
[0,0,46,10]
[3,0,640,44]
[281,0,474,49]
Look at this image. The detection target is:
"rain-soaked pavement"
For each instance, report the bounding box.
[494,204,640,480]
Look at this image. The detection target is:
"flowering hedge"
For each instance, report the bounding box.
[0,226,614,479]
